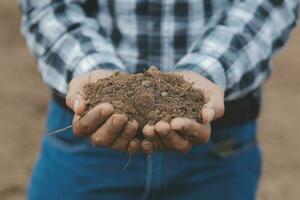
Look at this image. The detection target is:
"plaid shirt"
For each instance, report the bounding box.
[19,0,298,100]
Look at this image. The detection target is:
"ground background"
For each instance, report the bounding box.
[0,1,299,200]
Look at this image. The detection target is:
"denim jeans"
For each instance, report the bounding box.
[28,100,261,200]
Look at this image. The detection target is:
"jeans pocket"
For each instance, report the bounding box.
[208,138,258,160]
[207,121,258,160]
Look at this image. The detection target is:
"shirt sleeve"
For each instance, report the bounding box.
[19,0,127,95]
[175,0,299,100]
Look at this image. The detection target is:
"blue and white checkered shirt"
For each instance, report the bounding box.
[19,0,298,100]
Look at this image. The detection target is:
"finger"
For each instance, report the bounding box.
[170,118,211,144]
[111,120,139,151]
[142,124,165,151]
[72,103,114,136]
[66,77,87,115]
[128,139,141,155]
[90,114,128,147]
[141,140,154,154]
[143,124,158,140]
[202,91,224,123]
[155,121,191,153]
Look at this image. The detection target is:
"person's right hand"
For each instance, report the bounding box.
[66,70,141,154]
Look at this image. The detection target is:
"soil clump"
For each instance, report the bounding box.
[83,66,205,133]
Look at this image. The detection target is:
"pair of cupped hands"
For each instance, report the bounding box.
[66,69,224,154]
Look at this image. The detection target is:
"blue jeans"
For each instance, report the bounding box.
[28,100,261,200]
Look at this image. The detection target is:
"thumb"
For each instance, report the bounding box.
[66,78,87,115]
[71,92,86,115]
[201,91,224,123]
[202,102,216,123]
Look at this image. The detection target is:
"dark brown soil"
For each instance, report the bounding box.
[83,66,205,132]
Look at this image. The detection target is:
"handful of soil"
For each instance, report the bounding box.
[83,66,205,133]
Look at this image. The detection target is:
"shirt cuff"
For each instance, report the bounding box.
[73,52,127,77]
[175,53,227,91]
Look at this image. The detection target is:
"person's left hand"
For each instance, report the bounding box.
[141,71,225,154]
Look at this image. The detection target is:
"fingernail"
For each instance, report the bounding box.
[143,143,151,151]
[113,115,126,126]
[172,123,183,131]
[92,137,101,147]
[131,140,140,148]
[145,131,155,138]
[73,99,79,112]
[160,128,169,136]
[131,141,138,146]
[113,117,119,126]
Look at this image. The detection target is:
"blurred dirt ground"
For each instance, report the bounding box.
[0,1,299,200]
